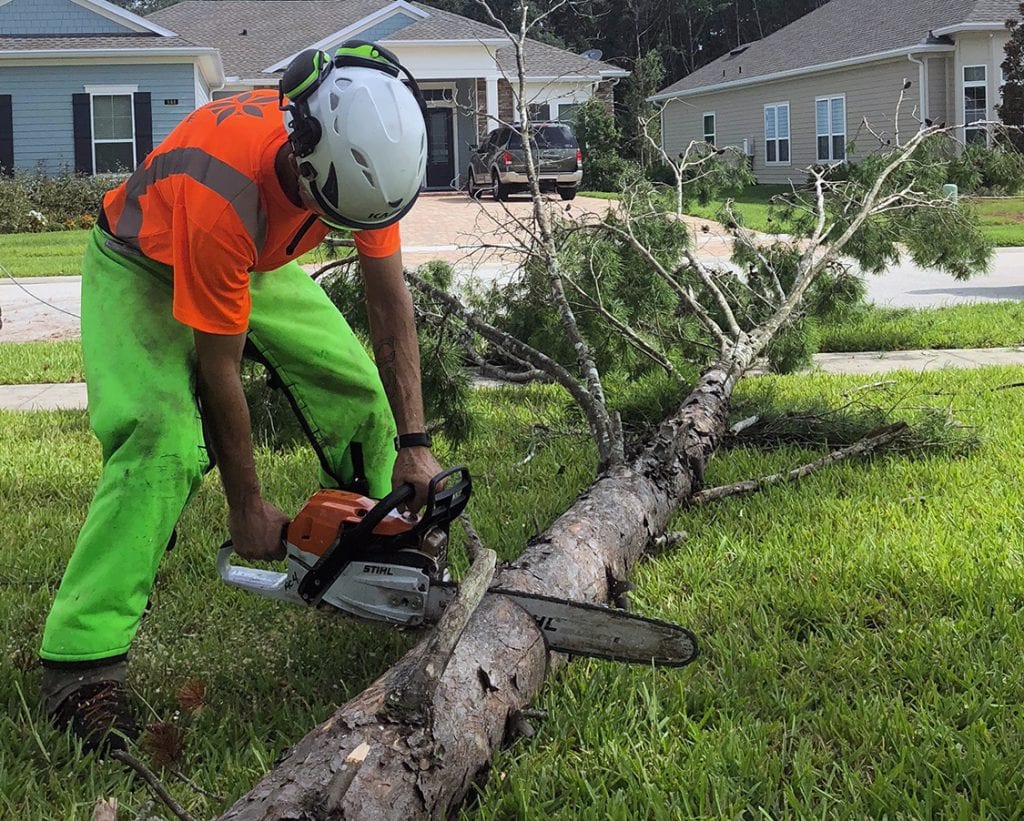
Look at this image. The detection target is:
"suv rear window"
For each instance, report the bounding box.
[534,125,577,149]
[506,125,578,150]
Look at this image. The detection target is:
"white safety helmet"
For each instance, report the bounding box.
[280,42,427,230]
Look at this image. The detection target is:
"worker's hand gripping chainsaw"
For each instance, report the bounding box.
[218,466,698,667]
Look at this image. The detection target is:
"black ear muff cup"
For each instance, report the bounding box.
[280,48,332,103]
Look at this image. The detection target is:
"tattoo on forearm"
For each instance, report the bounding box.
[374,336,398,393]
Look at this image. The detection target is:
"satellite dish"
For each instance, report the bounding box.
[580,48,603,61]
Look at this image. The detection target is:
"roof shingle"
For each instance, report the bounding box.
[655,0,1020,98]
[149,0,624,82]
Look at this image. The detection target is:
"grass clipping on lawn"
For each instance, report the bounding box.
[0,368,1021,819]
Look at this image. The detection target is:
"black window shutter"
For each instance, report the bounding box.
[133,92,153,165]
[0,95,12,176]
[72,93,93,174]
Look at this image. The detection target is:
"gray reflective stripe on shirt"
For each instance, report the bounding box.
[113,147,268,256]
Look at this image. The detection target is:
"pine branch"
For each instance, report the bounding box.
[405,269,615,459]
[691,422,908,505]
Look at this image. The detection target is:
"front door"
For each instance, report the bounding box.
[425,107,454,189]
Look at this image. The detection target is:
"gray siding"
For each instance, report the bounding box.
[0,64,198,174]
[927,56,949,127]
[355,12,418,42]
[0,0,136,35]
[662,57,928,184]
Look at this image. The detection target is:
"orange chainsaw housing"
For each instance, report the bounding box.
[285,489,418,558]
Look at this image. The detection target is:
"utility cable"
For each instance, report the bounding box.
[0,261,81,319]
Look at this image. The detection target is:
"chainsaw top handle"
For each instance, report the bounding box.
[296,465,472,604]
[411,465,472,536]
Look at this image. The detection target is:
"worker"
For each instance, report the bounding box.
[39,41,439,752]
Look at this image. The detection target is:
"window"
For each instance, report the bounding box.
[527,103,551,122]
[816,95,846,162]
[703,112,716,146]
[421,88,455,103]
[91,94,135,172]
[557,102,580,123]
[964,65,988,144]
[764,102,790,164]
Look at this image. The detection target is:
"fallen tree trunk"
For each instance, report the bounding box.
[220,359,744,819]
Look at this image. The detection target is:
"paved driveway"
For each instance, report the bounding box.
[398,191,734,282]
[399,191,610,269]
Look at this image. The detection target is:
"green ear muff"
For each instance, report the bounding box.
[280,48,332,103]
[279,49,332,157]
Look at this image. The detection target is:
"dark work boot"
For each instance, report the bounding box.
[42,659,139,754]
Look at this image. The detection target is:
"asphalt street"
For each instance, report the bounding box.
[2,247,1024,344]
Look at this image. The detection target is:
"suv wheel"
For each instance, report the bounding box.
[467,170,480,199]
[558,186,578,201]
[492,170,509,202]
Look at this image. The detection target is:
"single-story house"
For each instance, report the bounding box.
[0,0,224,176]
[0,0,627,189]
[651,0,1020,184]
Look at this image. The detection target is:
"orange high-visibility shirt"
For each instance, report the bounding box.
[101,90,401,334]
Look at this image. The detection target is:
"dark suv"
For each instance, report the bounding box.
[467,123,582,201]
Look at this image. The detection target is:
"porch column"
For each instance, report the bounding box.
[486,76,498,128]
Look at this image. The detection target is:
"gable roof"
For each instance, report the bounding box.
[148,0,625,84]
[0,0,223,84]
[652,0,1019,101]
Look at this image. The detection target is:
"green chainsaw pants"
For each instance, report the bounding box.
[39,227,396,664]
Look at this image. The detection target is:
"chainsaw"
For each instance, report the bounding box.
[217,466,698,667]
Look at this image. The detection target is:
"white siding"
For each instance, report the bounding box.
[953,31,1010,141]
[661,57,935,184]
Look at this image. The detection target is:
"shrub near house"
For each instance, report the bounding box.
[0,170,123,233]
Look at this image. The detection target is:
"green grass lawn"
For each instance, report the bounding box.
[3,369,1024,817]
[469,369,1024,818]
[0,231,90,278]
[2,297,1024,389]
[0,341,84,384]
[971,197,1024,247]
[0,230,346,278]
[1,193,1023,281]
[822,301,1024,352]
[683,188,1024,247]
[683,184,793,233]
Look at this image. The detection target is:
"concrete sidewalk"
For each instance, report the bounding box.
[4,347,1024,411]
[810,346,1024,374]
[0,382,87,410]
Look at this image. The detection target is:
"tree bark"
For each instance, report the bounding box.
[219,359,745,819]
